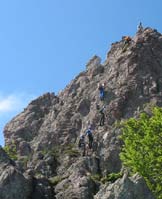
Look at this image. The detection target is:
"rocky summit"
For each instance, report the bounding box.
[1,26,162,199]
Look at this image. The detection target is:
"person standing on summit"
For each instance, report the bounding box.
[98,83,105,101]
[137,22,143,32]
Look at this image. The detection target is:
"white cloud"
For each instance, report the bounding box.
[0,93,35,114]
[0,93,36,146]
[0,95,20,112]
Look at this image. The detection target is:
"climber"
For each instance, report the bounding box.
[85,127,93,149]
[99,105,106,126]
[137,22,143,32]
[122,36,131,52]
[92,137,98,154]
[78,134,86,156]
[98,83,105,101]
[123,36,131,45]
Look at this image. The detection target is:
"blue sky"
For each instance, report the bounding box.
[0,0,162,146]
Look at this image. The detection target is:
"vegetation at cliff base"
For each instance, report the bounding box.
[120,106,162,199]
[3,144,18,161]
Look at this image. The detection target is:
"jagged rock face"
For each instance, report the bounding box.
[0,147,32,199]
[94,174,155,199]
[2,27,162,198]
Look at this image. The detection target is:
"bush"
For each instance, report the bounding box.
[3,144,17,161]
[90,174,101,183]
[120,106,162,198]
[21,155,31,168]
[64,144,80,157]
[49,175,69,187]
[42,146,60,159]
[49,176,62,186]
[101,172,122,184]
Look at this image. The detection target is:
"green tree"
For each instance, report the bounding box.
[120,107,162,198]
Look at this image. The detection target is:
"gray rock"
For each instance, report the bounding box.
[31,177,55,199]
[0,147,32,199]
[94,174,155,199]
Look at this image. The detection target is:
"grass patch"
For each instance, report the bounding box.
[90,174,102,183]
[64,144,80,157]
[49,176,62,186]
[3,144,18,161]
[42,146,60,159]
[101,172,122,184]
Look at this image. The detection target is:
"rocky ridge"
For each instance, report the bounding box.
[1,27,162,198]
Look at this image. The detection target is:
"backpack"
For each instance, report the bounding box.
[86,129,92,135]
[78,138,84,148]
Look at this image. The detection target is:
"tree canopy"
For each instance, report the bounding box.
[120,106,162,199]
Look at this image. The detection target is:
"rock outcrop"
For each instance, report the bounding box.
[94,174,155,199]
[0,147,32,199]
[1,27,162,198]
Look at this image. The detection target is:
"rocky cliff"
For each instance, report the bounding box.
[1,27,162,199]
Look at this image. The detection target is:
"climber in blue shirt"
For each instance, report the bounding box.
[98,83,105,101]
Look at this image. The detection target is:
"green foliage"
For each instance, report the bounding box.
[49,176,62,186]
[64,144,80,157]
[49,175,69,187]
[107,172,122,183]
[113,120,122,128]
[63,183,70,190]
[90,174,101,183]
[42,146,60,159]
[101,172,122,184]
[3,144,18,161]
[42,144,80,159]
[90,172,122,184]
[20,155,31,168]
[122,43,129,52]
[120,106,162,198]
